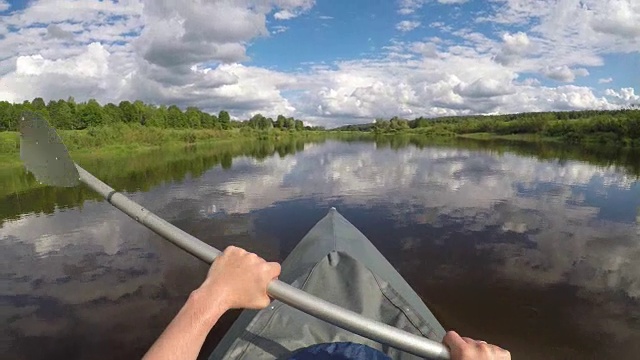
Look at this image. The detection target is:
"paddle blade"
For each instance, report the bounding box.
[19,111,80,187]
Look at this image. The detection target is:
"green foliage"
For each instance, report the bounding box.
[336,109,640,147]
[219,110,231,130]
[0,97,309,135]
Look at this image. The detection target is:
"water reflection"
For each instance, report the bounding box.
[1,138,640,359]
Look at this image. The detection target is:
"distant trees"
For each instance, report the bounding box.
[341,109,640,144]
[0,97,312,132]
[219,110,231,130]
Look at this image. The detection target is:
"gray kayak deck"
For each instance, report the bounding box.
[210,208,445,359]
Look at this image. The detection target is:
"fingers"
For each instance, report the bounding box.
[443,331,467,350]
[444,331,511,360]
[265,262,281,279]
[223,245,243,255]
[462,337,476,344]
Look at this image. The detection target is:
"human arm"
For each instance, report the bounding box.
[142,246,281,360]
[443,331,511,360]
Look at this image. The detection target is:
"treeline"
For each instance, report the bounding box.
[336,109,640,145]
[0,97,323,131]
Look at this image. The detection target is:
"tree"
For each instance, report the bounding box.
[374,118,390,133]
[133,100,147,125]
[78,99,105,128]
[119,101,137,124]
[103,103,123,125]
[219,110,231,130]
[284,117,295,130]
[32,97,46,111]
[48,100,74,129]
[248,113,274,130]
[167,105,186,128]
[276,115,286,129]
[0,101,14,131]
[200,112,213,129]
[294,119,304,131]
[147,105,167,128]
[185,107,202,128]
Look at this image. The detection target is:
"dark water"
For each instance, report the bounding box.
[2,137,640,360]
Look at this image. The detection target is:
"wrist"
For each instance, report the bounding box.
[188,284,231,327]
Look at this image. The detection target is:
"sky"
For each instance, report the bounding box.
[0,0,638,127]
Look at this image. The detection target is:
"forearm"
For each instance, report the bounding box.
[142,288,228,360]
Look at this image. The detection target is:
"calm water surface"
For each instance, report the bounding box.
[2,139,640,359]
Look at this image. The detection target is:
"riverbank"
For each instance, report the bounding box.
[371,128,640,148]
[0,126,326,169]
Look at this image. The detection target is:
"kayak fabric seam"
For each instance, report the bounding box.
[372,272,438,340]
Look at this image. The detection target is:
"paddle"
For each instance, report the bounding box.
[18,111,450,360]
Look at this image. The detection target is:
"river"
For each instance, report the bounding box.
[1,137,639,359]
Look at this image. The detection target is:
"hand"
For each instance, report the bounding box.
[443,331,510,360]
[198,246,281,310]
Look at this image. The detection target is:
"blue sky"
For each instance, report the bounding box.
[0,0,638,126]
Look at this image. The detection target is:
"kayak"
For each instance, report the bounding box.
[210,208,446,359]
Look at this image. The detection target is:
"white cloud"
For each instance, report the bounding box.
[398,0,465,13]
[274,10,296,20]
[0,0,10,12]
[272,25,289,34]
[606,88,640,103]
[273,0,315,20]
[599,77,614,84]
[480,0,640,54]
[396,20,421,32]
[543,65,590,82]
[408,41,439,58]
[454,78,516,98]
[591,0,640,38]
[495,31,532,65]
[318,15,333,20]
[397,0,428,14]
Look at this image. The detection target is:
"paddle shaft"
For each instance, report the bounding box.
[76,165,451,359]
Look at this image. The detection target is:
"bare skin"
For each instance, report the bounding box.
[443,331,511,360]
[142,246,281,360]
[143,245,510,360]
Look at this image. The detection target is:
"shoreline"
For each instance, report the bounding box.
[0,128,327,169]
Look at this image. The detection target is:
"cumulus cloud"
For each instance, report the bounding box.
[591,0,640,38]
[495,32,533,65]
[396,20,421,32]
[454,78,516,98]
[543,65,590,82]
[606,88,640,103]
[599,77,614,84]
[0,0,10,12]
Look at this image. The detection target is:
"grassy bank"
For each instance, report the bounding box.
[338,109,640,147]
[457,133,561,143]
[0,125,327,169]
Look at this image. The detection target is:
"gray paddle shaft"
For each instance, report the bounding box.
[77,164,450,359]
